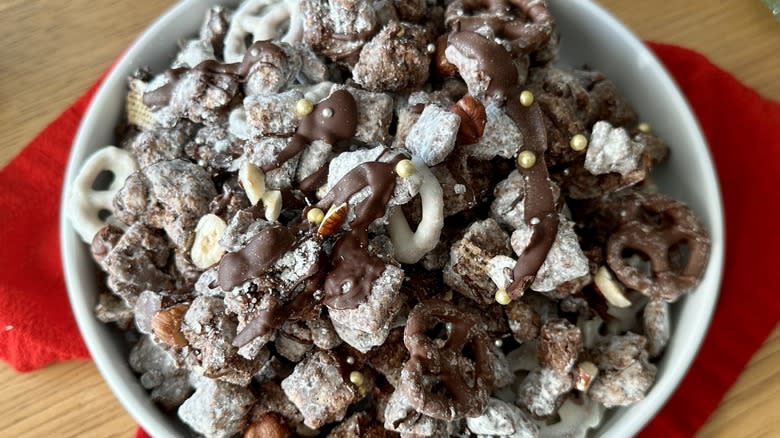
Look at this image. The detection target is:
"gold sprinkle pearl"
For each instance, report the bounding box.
[495,288,512,305]
[306,208,325,225]
[395,159,416,178]
[516,150,536,169]
[638,122,651,133]
[295,98,314,116]
[349,371,365,386]
[519,90,534,107]
[570,134,588,152]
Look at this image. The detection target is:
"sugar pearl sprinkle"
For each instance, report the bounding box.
[495,288,512,305]
[517,150,537,169]
[295,98,314,116]
[426,43,436,54]
[349,370,365,386]
[570,133,588,151]
[346,356,355,365]
[394,159,415,178]
[494,339,503,348]
[519,90,534,107]
[638,122,651,133]
[306,207,325,225]
[321,107,334,118]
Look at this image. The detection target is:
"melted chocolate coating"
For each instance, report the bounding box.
[316,154,403,309]
[216,225,296,291]
[262,89,358,172]
[448,30,558,298]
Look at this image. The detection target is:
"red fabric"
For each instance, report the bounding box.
[1,43,778,437]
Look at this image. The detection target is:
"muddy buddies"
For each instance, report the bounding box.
[68,0,711,436]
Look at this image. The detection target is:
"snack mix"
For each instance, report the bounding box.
[69,0,711,436]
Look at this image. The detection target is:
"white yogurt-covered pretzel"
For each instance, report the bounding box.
[388,158,443,264]
[68,146,138,243]
[224,0,303,62]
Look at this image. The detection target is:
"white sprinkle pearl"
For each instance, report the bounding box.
[427,43,436,54]
[530,217,540,225]
[250,48,259,57]
[322,108,334,118]
[346,356,355,365]
[494,339,503,348]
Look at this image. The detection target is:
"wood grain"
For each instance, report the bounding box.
[1,1,778,437]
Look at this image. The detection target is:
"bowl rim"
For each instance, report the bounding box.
[59,1,725,437]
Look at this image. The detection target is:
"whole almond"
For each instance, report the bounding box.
[450,95,487,145]
[435,34,458,78]
[244,413,291,438]
[151,304,189,348]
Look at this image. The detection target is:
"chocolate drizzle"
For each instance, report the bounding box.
[216,225,296,291]
[142,40,288,108]
[263,89,358,172]
[316,153,403,309]
[448,30,559,298]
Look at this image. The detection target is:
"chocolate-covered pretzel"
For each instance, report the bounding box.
[606,193,710,302]
[445,0,554,55]
[402,299,493,420]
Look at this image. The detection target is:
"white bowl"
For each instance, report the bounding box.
[60,1,725,436]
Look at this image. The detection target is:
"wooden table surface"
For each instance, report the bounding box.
[1,1,778,437]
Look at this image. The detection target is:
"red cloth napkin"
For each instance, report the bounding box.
[1,43,779,437]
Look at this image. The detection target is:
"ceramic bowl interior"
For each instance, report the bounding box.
[60,1,725,437]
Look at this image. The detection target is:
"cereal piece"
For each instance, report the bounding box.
[244,89,304,138]
[68,146,138,243]
[245,138,299,192]
[515,367,573,419]
[134,290,166,334]
[444,219,512,304]
[332,317,394,353]
[281,350,359,429]
[643,299,670,358]
[352,22,431,92]
[173,39,216,69]
[328,264,404,334]
[94,293,134,330]
[252,381,305,424]
[362,328,408,387]
[327,412,387,438]
[588,333,657,407]
[181,296,267,386]
[276,322,314,362]
[295,140,332,185]
[465,398,538,437]
[538,395,605,438]
[129,336,193,410]
[219,208,270,253]
[333,84,394,145]
[301,0,378,63]
[307,314,343,350]
[505,299,541,343]
[100,224,175,305]
[510,215,589,293]
[185,124,245,171]
[585,121,645,177]
[464,100,524,160]
[538,319,583,374]
[244,42,302,96]
[224,0,303,62]
[405,105,460,166]
[126,125,195,168]
[151,68,240,127]
[384,387,447,436]
[489,342,516,389]
[178,378,255,438]
[113,159,217,249]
